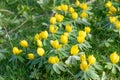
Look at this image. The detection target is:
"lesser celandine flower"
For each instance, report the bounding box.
[72,12,78,20]
[75,0,80,7]
[105,1,112,8]
[80,12,88,19]
[70,45,79,55]
[37,40,42,47]
[80,60,88,71]
[37,48,45,56]
[77,36,85,44]
[109,16,118,24]
[78,30,86,38]
[107,11,112,15]
[69,7,75,13]
[64,32,69,37]
[48,56,59,64]
[20,40,28,48]
[61,4,68,12]
[13,47,22,55]
[50,17,56,24]
[35,33,41,41]
[49,25,58,34]
[84,27,91,34]
[40,31,48,39]
[55,6,62,11]
[55,13,64,22]
[115,21,120,29]
[50,40,62,49]
[80,54,86,61]
[88,55,96,65]
[28,53,35,60]
[80,3,88,10]
[65,24,72,33]
[110,52,119,64]
[60,34,68,44]
[109,6,117,13]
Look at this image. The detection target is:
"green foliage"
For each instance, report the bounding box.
[1,0,120,79]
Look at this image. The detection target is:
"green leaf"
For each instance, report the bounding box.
[115,64,120,72]
[0,53,5,61]
[84,73,89,80]
[38,58,43,68]
[111,65,117,74]
[43,39,47,46]
[65,56,72,65]
[101,71,107,80]
[74,71,82,79]
[0,76,4,80]
[104,42,110,47]
[60,51,68,58]
[53,64,61,74]
[17,56,25,63]
[56,63,66,72]
[94,63,103,70]
[77,18,91,26]
[105,63,112,69]
[87,69,100,80]
[41,22,48,26]
[9,55,17,62]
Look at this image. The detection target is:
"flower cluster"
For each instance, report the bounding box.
[105,1,120,30]
[80,54,96,71]
[11,0,120,79]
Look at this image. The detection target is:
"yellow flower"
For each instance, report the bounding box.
[55,13,64,22]
[75,0,80,7]
[50,40,62,49]
[80,60,88,71]
[35,33,41,41]
[77,36,85,44]
[70,45,79,55]
[109,6,117,13]
[80,12,88,19]
[109,16,118,24]
[115,21,120,29]
[78,30,86,38]
[64,32,69,37]
[60,34,68,44]
[85,27,91,34]
[28,53,35,60]
[48,56,59,64]
[72,12,78,20]
[49,25,58,34]
[80,3,88,10]
[107,11,113,15]
[65,24,72,33]
[20,40,28,48]
[50,17,56,24]
[88,55,96,65]
[69,7,75,13]
[37,48,45,56]
[37,40,42,47]
[56,6,62,11]
[105,1,112,8]
[13,47,22,55]
[40,31,48,39]
[80,54,86,61]
[110,52,119,64]
[61,4,68,12]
